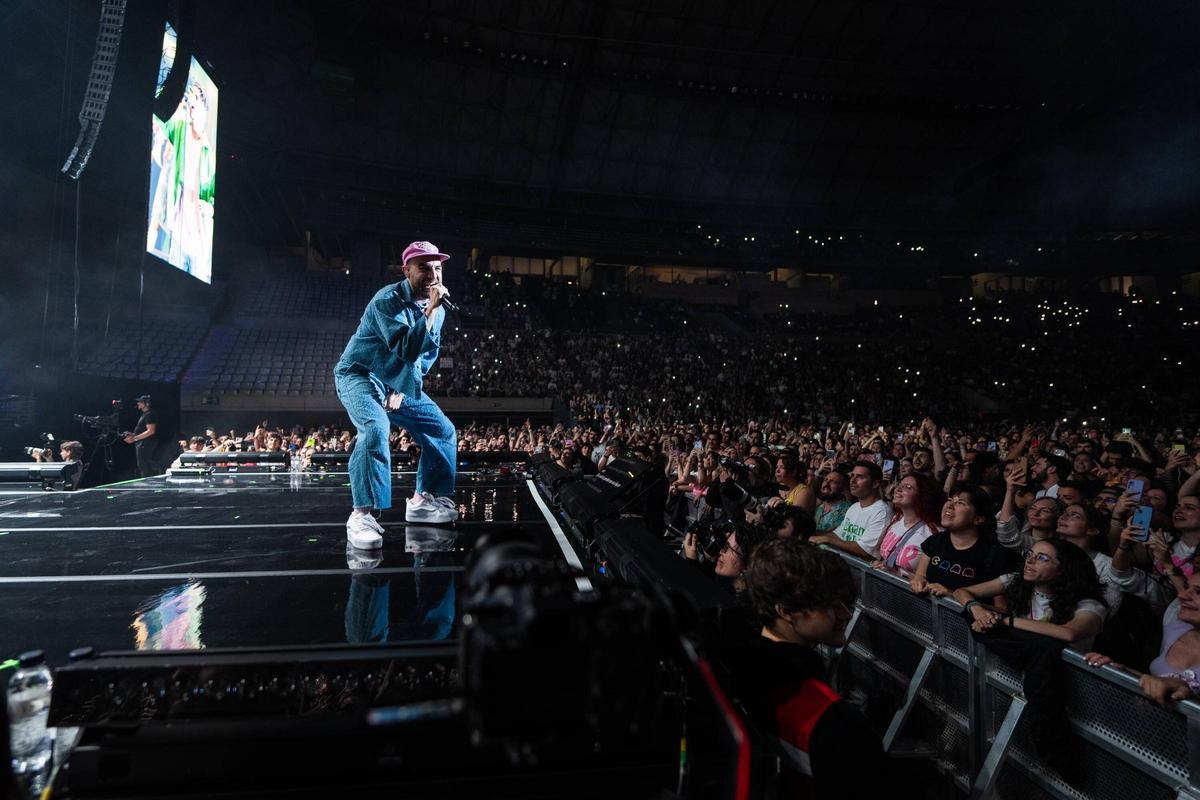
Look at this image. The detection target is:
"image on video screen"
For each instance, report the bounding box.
[146,55,217,284]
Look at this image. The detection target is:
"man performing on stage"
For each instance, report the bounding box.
[335,240,459,550]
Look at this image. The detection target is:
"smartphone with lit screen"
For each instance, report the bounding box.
[1131,505,1153,541]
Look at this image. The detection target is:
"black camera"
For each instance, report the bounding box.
[686,517,737,560]
[24,432,57,457]
[461,530,661,763]
[719,456,749,479]
[761,503,788,530]
[74,403,121,429]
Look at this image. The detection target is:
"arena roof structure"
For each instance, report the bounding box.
[5,0,1200,272]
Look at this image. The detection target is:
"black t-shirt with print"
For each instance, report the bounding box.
[920,531,1018,591]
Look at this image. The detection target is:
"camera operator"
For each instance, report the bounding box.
[760,499,817,541]
[123,395,159,477]
[26,433,58,464]
[715,454,778,522]
[682,521,772,600]
[29,438,84,490]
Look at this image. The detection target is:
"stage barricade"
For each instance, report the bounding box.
[832,554,1200,800]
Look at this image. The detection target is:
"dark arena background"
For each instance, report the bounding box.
[2,2,1200,798]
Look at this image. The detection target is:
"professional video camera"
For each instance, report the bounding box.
[73,399,123,432]
[460,529,666,764]
[23,432,56,457]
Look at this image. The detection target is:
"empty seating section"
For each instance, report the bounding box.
[200,326,351,396]
[78,319,209,382]
[232,271,379,318]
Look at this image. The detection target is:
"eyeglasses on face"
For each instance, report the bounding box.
[1023,549,1057,564]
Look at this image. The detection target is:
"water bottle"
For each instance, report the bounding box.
[7,649,54,796]
[289,450,303,488]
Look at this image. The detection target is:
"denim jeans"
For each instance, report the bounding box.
[335,370,457,510]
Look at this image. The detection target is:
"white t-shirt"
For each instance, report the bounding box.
[1090,550,1124,615]
[999,573,1107,651]
[834,498,893,558]
[1035,483,1060,499]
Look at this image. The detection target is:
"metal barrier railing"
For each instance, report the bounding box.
[832,554,1200,800]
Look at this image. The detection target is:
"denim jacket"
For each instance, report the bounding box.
[335,280,443,400]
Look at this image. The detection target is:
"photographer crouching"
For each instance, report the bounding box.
[28,436,84,490]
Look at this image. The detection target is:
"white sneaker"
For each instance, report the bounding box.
[346,512,383,549]
[346,544,383,570]
[405,492,459,524]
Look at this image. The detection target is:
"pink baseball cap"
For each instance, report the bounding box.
[402,240,451,265]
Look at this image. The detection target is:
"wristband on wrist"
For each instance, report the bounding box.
[1007,614,1016,628]
[963,600,981,611]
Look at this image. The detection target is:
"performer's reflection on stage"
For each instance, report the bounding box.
[131,580,207,650]
[345,526,459,644]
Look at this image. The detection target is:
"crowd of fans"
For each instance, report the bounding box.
[430,276,1198,426]
[162,275,1200,789]
[184,408,1200,780]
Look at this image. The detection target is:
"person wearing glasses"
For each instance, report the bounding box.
[952,538,1108,651]
[953,537,1107,778]
[1055,502,1140,615]
[682,523,771,598]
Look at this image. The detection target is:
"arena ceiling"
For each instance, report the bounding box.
[6,1,1200,272]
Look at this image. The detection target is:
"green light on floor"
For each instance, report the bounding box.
[234,515,241,520]
[0,659,18,671]
[0,531,9,537]
[308,538,318,543]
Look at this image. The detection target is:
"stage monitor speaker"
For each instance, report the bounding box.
[457,451,530,465]
[556,481,617,556]
[594,518,735,611]
[575,456,651,505]
[308,451,412,467]
[0,462,77,483]
[533,461,580,495]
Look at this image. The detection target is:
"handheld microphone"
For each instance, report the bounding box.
[431,284,457,313]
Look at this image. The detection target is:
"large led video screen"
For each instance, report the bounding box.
[155,22,177,98]
[146,54,217,284]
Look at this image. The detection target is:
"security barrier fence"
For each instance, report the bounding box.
[832,555,1200,800]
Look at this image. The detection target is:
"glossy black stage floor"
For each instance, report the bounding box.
[0,466,583,665]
